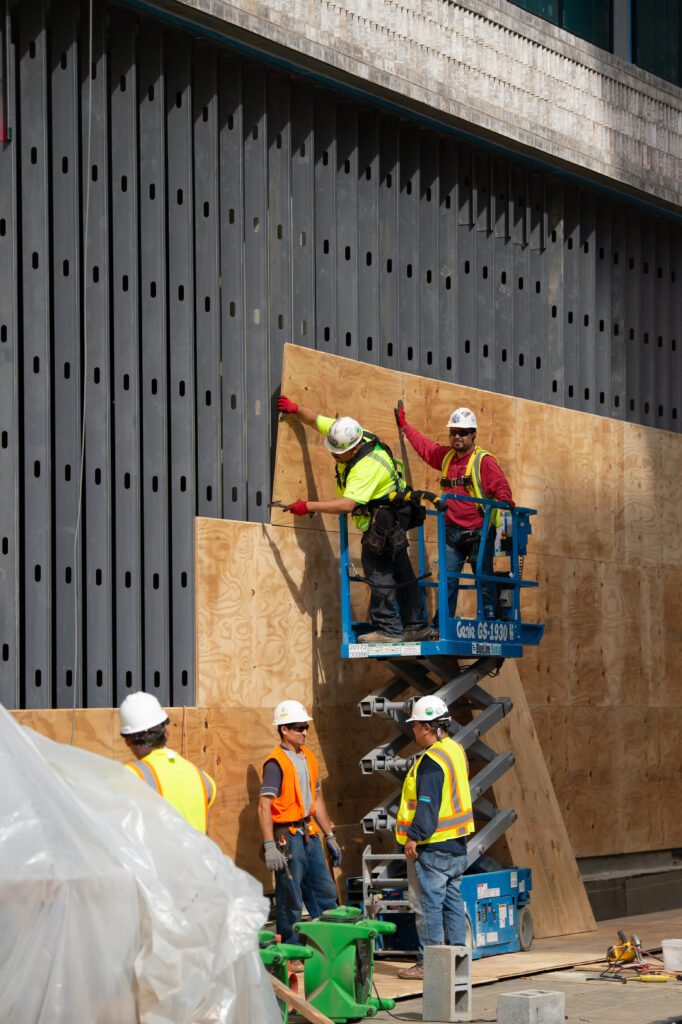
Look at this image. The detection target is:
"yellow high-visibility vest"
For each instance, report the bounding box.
[441,445,501,528]
[126,747,216,833]
[396,736,474,845]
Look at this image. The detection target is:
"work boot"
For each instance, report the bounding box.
[397,962,424,980]
[357,630,403,644]
[403,624,437,642]
[288,959,305,972]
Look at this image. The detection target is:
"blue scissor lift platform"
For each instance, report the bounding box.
[340,494,543,958]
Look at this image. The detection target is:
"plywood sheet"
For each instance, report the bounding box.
[485,661,596,937]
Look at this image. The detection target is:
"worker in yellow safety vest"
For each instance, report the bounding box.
[395,695,474,980]
[277,395,431,645]
[397,403,514,620]
[119,692,216,834]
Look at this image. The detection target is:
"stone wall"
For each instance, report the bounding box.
[168,0,682,210]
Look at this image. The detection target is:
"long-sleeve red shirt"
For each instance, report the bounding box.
[403,424,514,529]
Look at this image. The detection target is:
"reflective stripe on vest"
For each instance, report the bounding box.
[395,736,474,844]
[441,446,501,528]
[129,758,163,794]
[127,751,214,833]
[263,745,320,836]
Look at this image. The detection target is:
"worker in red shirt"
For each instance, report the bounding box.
[397,405,513,620]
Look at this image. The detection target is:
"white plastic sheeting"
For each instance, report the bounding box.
[0,706,282,1024]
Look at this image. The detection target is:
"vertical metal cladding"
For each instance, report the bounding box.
[1,0,680,709]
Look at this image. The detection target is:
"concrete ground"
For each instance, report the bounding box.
[368,968,682,1023]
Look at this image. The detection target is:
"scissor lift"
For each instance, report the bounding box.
[340,494,543,658]
[338,495,543,957]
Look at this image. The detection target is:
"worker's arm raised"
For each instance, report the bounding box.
[278,395,318,427]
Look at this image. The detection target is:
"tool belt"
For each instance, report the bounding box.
[361,505,408,557]
[274,816,313,842]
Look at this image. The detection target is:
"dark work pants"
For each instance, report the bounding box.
[360,538,427,637]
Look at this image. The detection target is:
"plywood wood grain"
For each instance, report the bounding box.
[485,661,596,937]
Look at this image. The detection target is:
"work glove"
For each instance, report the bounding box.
[264,840,287,872]
[325,834,343,868]
[278,396,298,415]
[395,402,407,430]
[285,500,309,517]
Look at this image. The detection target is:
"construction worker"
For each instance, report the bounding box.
[397,403,513,619]
[395,695,474,980]
[118,691,216,834]
[278,395,431,644]
[258,699,341,946]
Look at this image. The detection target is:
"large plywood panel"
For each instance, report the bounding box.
[485,661,596,937]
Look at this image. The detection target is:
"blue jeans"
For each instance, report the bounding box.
[444,524,497,618]
[275,831,338,944]
[407,848,469,961]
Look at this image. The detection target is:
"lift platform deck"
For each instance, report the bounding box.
[339,494,544,659]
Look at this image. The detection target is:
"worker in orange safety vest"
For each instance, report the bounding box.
[119,691,216,834]
[258,699,340,946]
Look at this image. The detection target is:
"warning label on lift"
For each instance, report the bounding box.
[348,643,422,658]
[471,643,503,655]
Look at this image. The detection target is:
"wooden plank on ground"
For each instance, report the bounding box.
[372,907,682,998]
[269,973,334,1023]
[484,659,596,938]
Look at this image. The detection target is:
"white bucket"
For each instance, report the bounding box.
[661,939,682,972]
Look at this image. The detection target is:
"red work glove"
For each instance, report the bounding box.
[285,500,309,516]
[397,403,407,429]
[278,396,298,415]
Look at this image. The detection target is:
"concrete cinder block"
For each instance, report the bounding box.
[497,989,565,1024]
[423,945,471,1023]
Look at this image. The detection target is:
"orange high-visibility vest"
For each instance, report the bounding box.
[262,745,320,835]
[126,747,216,833]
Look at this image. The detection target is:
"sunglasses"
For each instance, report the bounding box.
[286,723,310,732]
[449,428,474,437]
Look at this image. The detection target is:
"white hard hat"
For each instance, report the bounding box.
[407,695,451,723]
[119,692,168,735]
[324,417,364,454]
[273,699,312,727]
[447,407,477,430]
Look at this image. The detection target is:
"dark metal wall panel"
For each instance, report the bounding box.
[314,91,337,359]
[243,64,269,522]
[545,179,564,406]
[336,102,358,361]
[193,47,222,520]
[357,108,380,368]
[290,80,315,361]
[109,8,141,702]
[0,0,20,708]
[81,0,113,707]
[456,146,476,387]
[512,172,531,400]
[218,54,246,521]
[594,204,612,417]
[562,186,580,410]
[436,138,457,384]
[267,71,292,416]
[609,207,626,419]
[639,219,656,427]
[492,161,513,398]
[418,134,438,379]
[667,229,675,428]
[138,22,170,695]
[398,125,419,373]
[475,153,495,393]
[625,214,643,422]
[378,116,398,370]
[578,192,596,414]
[166,33,195,704]
[20,0,51,709]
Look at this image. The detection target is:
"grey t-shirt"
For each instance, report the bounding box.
[261,745,319,816]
